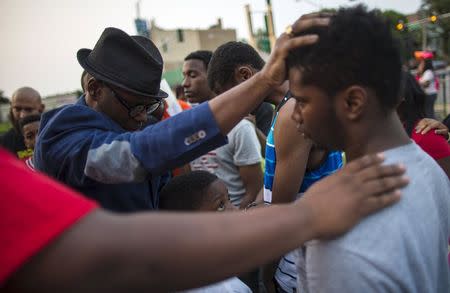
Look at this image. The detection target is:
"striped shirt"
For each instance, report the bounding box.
[262,98,343,292]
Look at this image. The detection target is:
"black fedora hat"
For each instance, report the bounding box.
[77,27,168,99]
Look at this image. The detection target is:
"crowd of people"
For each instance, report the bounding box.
[2,5,450,292]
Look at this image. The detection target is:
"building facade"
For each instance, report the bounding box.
[149,19,237,86]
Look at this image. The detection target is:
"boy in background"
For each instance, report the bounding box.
[160,171,252,292]
[19,114,41,170]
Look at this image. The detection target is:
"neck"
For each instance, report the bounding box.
[345,111,411,162]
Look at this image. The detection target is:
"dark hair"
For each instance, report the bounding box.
[19,114,41,133]
[159,171,219,211]
[287,5,402,111]
[184,50,213,71]
[207,41,265,90]
[397,72,425,135]
[423,59,434,72]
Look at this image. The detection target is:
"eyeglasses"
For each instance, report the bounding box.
[104,84,162,118]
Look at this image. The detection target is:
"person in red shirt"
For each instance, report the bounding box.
[397,72,450,178]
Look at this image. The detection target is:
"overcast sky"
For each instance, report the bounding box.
[0,0,422,97]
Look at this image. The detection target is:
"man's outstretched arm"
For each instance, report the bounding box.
[5,153,408,292]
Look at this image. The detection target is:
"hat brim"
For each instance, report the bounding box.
[77,48,168,99]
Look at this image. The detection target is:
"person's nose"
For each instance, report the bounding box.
[19,110,29,119]
[182,77,190,88]
[134,111,148,124]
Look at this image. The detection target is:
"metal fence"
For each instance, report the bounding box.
[436,68,450,120]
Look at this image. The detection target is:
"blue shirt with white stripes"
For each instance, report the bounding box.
[262,97,343,292]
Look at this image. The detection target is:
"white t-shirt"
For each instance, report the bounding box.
[419,69,438,95]
[190,119,262,206]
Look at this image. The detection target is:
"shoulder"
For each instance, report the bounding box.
[230,119,255,135]
[274,99,297,133]
[41,104,117,135]
[0,149,98,283]
[274,100,311,154]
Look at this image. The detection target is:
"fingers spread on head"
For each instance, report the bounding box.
[292,17,330,34]
[285,35,319,51]
[299,12,334,20]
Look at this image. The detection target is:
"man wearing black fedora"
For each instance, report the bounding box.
[34,28,220,211]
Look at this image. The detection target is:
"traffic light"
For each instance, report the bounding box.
[396,20,404,31]
[430,14,437,23]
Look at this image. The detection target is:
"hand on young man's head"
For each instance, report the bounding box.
[299,153,408,239]
[260,13,331,87]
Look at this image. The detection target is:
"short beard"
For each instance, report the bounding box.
[9,109,20,134]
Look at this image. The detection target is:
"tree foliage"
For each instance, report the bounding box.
[0,90,10,104]
[422,0,450,58]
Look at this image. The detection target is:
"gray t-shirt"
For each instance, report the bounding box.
[191,120,261,205]
[182,277,251,293]
[297,142,450,293]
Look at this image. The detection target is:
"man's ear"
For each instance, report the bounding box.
[87,78,103,101]
[39,103,45,113]
[339,86,368,121]
[234,66,254,83]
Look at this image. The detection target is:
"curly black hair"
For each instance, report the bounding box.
[184,50,213,71]
[207,41,265,91]
[397,72,426,136]
[287,5,403,110]
[159,171,219,211]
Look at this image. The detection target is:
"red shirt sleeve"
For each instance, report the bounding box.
[0,148,98,284]
[411,128,450,160]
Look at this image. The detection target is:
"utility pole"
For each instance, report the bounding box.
[245,4,256,48]
[136,0,141,18]
[266,0,276,50]
[422,23,427,50]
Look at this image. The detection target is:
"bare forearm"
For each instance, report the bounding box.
[209,72,273,134]
[8,206,315,292]
[130,205,314,291]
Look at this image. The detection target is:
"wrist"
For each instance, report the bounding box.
[255,70,281,89]
[290,199,319,241]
